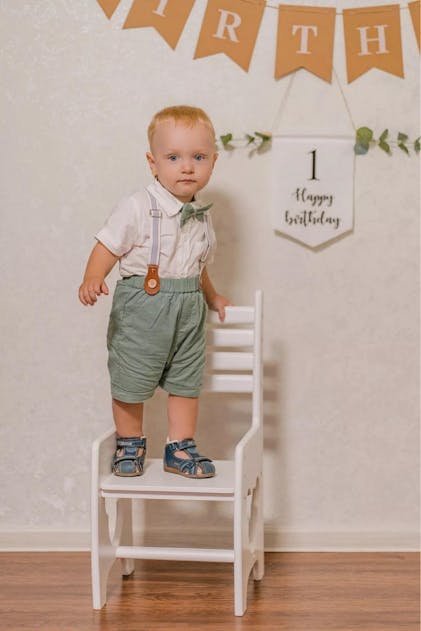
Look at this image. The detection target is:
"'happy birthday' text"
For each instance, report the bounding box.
[294,188,334,207]
[284,210,341,230]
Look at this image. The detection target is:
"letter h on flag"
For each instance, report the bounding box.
[342,4,404,82]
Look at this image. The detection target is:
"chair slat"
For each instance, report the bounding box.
[203,374,253,392]
[206,351,253,371]
[207,307,255,325]
[207,328,254,348]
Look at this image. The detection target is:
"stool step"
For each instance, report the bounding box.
[100,458,235,501]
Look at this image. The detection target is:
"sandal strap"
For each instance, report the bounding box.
[167,438,199,456]
[116,436,146,448]
[175,457,213,475]
[113,446,142,462]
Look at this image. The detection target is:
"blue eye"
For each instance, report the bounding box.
[195,154,205,161]
[168,155,178,161]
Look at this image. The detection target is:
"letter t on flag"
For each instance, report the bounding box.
[123,0,195,49]
[194,0,266,72]
[275,5,336,81]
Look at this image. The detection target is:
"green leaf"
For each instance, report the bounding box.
[356,127,373,143]
[379,129,388,142]
[354,141,369,155]
[379,140,391,154]
[245,134,255,145]
[414,137,420,153]
[220,133,233,147]
[398,132,408,143]
[254,131,272,143]
[398,142,409,155]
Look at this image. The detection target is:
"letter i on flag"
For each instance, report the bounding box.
[97,0,121,19]
[408,1,420,50]
[123,0,195,49]
[194,0,266,71]
[342,4,404,82]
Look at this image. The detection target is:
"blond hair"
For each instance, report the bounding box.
[147,105,215,146]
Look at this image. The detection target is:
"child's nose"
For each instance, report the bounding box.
[181,159,194,173]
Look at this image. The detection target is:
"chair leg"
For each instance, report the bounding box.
[91,495,116,609]
[234,474,265,615]
[234,548,248,616]
[234,491,251,616]
[252,474,264,581]
[118,498,135,576]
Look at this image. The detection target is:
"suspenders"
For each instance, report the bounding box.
[144,193,162,295]
[143,192,211,296]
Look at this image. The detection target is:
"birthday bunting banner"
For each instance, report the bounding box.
[97,0,420,82]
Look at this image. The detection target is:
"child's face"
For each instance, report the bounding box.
[146,119,218,203]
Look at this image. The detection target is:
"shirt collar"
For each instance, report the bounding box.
[146,179,204,217]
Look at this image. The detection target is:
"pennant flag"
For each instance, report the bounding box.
[275,5,336,82]
[97,0,121,19]
[194,0,266,72]
[343,4,404,82]
[123,0,195,50]
[408,1,420,50]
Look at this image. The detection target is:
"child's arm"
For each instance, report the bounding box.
[79,241,119,306]
[201,266,232,322]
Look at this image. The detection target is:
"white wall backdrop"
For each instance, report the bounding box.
[1,0,419,550]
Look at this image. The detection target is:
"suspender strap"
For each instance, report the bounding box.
[200,214,210,263]
[148,193,161,266]
[143,191,211,294]
[144,192,162,295]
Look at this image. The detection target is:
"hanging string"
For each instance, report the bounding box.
[237,0,412,13]
[270,72,296,134]
[332,67,357,132]
[268,67,356,136]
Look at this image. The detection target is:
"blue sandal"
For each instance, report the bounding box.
[164,439,215,478]
[112,436,147,477]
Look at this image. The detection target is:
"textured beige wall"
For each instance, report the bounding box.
[1,0,419,549]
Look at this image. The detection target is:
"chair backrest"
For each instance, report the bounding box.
[204,290,263,429]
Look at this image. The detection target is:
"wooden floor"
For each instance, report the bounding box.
[0,552,419,630]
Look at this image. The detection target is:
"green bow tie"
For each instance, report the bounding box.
[179,202,212,227]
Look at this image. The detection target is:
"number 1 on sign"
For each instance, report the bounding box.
[308,149,319,181]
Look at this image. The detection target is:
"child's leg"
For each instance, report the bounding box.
[167,394,198,459]
[112,398,144,436]
[167,394,198,442]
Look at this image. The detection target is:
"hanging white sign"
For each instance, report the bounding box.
[271,136,355,248]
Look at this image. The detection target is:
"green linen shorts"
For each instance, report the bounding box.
[107,275,208,403]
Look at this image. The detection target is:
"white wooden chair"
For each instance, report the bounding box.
[91,290,264,616]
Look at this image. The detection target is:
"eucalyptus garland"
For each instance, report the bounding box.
[354,127,420,155]
[218,129,421,156]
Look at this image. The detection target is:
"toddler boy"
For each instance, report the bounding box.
[79,105,230,478]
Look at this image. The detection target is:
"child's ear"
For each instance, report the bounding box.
[212,153,219,169]
[146,152,157,176]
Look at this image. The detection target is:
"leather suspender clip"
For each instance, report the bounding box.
[144,264,160,295]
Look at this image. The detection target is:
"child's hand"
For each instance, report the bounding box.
[207,294,232,322]
[78,277,109,306]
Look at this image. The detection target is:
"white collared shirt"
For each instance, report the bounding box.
[95,179,216,278]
